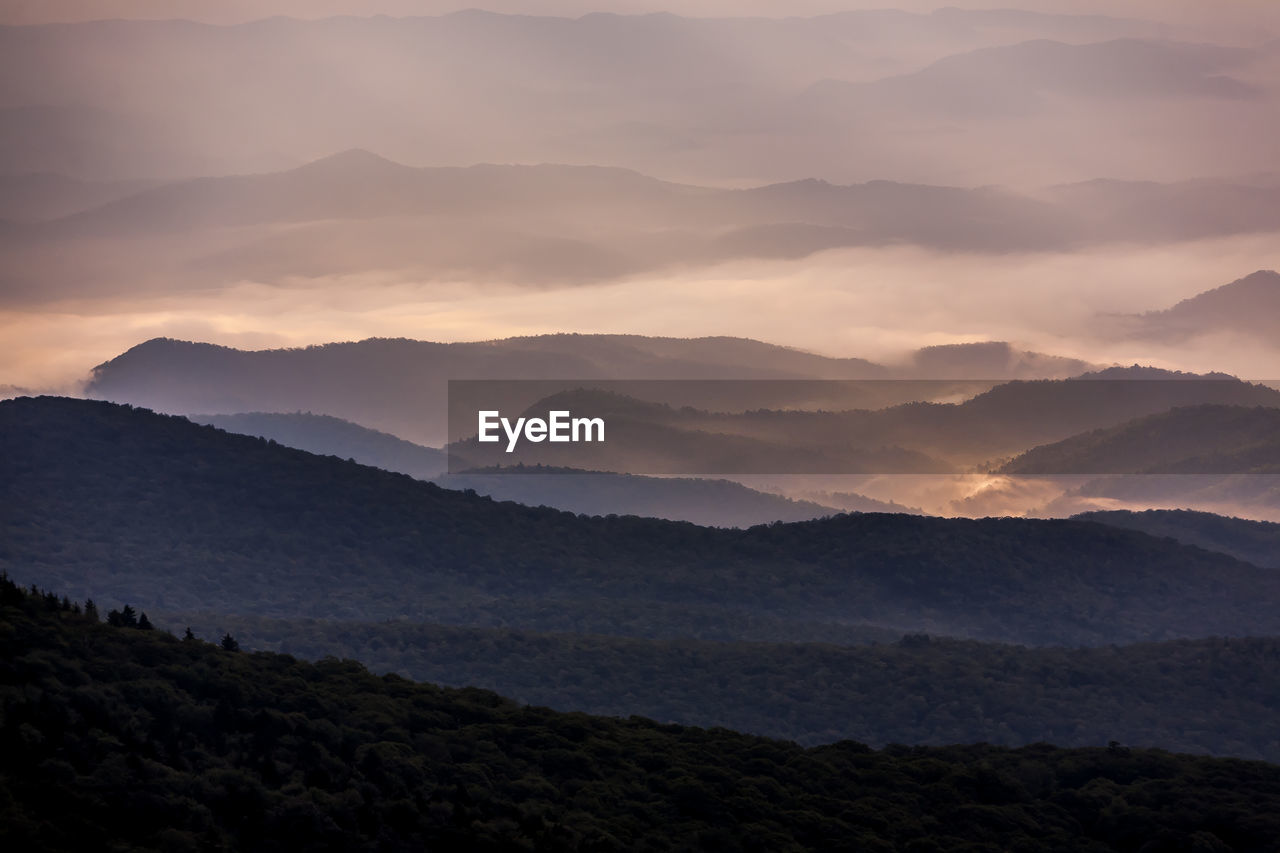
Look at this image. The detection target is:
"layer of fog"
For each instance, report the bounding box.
[735,473,1280,523]
[3,233,1276,390]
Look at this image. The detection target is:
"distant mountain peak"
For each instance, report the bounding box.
[289,148,409,176]
[1170,269,1280,306]
[1151,269,1280,319]
[1074,365,1239,381]
[1113,270,1280,343]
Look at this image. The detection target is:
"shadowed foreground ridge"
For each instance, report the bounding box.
[4,578,1280,853]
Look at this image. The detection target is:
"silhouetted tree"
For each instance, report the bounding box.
[138,612,154,630]
[221,633,240,652]
[84,599,99,622]
[184,627,196,642]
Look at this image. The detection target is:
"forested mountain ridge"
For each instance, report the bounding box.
[1076,509,1280,568]
[4,578,1280,853]
[180,611,1280,761]
[5,396,1280,646]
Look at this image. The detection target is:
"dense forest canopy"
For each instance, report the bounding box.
[5,577,1280,853]
[180,611,1280,760]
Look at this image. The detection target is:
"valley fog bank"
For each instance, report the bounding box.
[4,236,1277,390]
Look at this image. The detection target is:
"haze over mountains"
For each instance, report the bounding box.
[85,334,1101,444]
[6,150,1280,301]
[0,11,1271,185]
[77,324,1280,518]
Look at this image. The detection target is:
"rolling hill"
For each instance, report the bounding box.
[5,395,1280,646]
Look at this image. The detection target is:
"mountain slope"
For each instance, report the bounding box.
[7,581,1280,853]
[184,612,1280,760]
[37,152,694,238]
[803,39,1260,120]
[1001,405,1280,475]
[86,335,891,445]
[452,378,1280,473]
[1076,509,1280,568]
[439,468,844,528]
[1125,269,1280,341]
[5,396,1280,646]
[190,411,447,479]
[190,411,848,526]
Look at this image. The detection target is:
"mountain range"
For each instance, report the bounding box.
[450,376,1280,474]
[5,395,1280,647]
[87,334,1102,445]
[7,150,1280,302]
[7,11,1243,188]
[1002,404,1280,475]
[191,410,859,526]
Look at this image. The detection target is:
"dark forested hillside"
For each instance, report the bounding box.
[1076,509,1280,568]
[4,396,1280,646]
[191,411,448,479]
[179,612,1280,761]
[5,579,1280,853]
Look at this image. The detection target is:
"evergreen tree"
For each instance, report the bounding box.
[220,633,240,652]
[183,627,196,642]
[84,599,99,622]
[138,612,154,631]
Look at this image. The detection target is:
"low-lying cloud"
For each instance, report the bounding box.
[4,233,1276,391]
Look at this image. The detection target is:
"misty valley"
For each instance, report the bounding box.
[3,2,1280,851]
